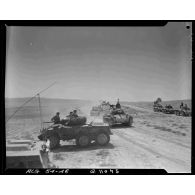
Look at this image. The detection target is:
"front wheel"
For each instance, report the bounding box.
[76,134,90,147]
[46,135,60,149]
[95,132,110,146]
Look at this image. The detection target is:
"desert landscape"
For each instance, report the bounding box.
[5,98,191,173]
[5,24,192,173]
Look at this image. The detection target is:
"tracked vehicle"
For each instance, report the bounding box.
[90,101,110,116]
[153,104,163,112]
[175,108,191,117]
[153,98,164,112]
[90,106,101,116]
[162,105,175,114]
[103,108,133,127]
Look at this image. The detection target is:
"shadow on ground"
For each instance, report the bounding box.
[51,142,115,153]
[111,124,135,129]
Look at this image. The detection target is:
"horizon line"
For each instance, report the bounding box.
[4,96,191,103]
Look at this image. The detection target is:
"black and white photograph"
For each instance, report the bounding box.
[4,22,192,173]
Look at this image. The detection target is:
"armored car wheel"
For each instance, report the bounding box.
[76,134,90,147]
[95,132,110,146]
[46,135,60,149]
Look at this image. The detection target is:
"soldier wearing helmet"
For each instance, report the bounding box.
[72,110,78,118]
[116,98,121,109]
[180,102,184,110]
[69,112,73,117]
[51,112,61,124]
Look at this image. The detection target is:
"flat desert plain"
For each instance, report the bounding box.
[5,98,191,173]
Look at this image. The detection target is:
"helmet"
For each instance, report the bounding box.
[56,112,60,115]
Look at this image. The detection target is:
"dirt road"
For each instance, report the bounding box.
[49,104,191,173]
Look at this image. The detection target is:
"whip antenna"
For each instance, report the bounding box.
[6,82,57,124]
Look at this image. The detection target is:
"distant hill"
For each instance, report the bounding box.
[5,97,92,108]
[122,99,191,110]
[5,97,191,110]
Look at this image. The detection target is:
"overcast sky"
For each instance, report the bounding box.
[5,23,191,101]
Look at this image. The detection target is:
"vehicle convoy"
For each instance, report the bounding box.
[153,97,164,112]
[90,101,110,116]
[153,104,164,112]
[153,98,191,117]
[90,106,102,116]
[103,108,133,127]
[162,105,175,114]
[38,115,112,149]
[175,107,191,117]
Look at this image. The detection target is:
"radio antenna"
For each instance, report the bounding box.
[6,82,57,124]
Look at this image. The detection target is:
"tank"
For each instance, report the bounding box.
[103,108,133,127]
[153,104,163,112]
[90,101,111,116]
[175,108,191,117]
[162,105,175,114]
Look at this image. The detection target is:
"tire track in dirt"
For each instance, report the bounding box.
[113,129,189,169]
[124,104,153,113]
[129,125,191,149]
[122,105,191,149]
[110,134,157,168]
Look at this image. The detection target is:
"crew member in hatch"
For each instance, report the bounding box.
[51,112,61,124]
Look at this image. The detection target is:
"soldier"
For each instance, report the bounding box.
[51,112,60,124]
[67,112,73,118]
[116,98,121,109]
[180,102,184,110]
[72,110,78,117]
